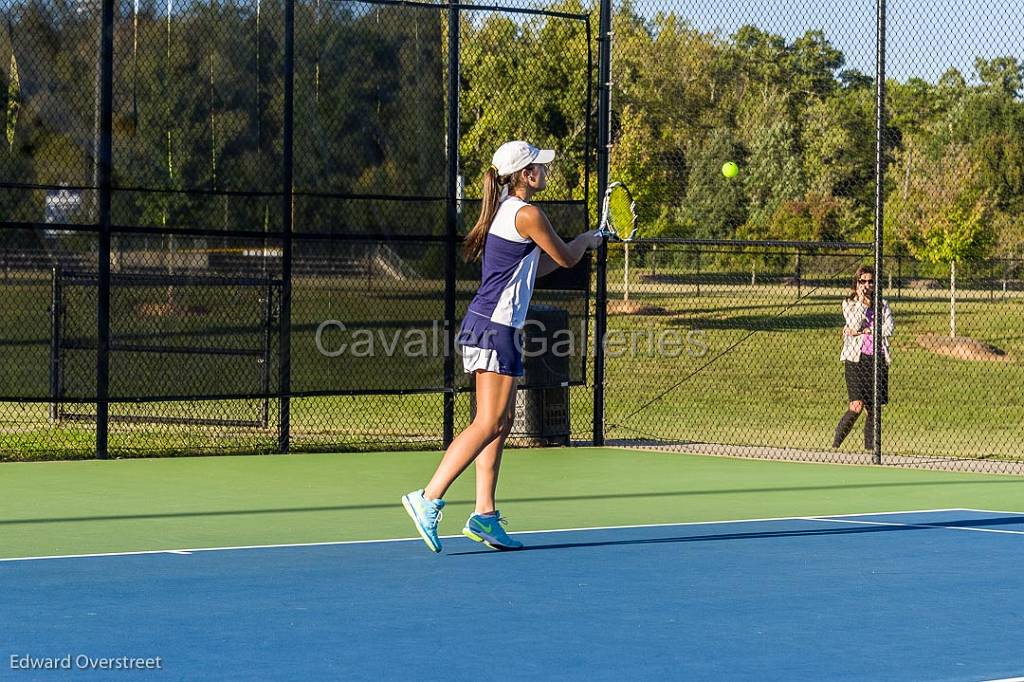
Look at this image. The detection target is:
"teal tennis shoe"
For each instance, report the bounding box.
[402,489,445,553]
[463,511,523,551]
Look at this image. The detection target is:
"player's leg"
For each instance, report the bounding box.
[834,359,868,448]
[423,370,516,501]
[863,405,874,450]
[833,399,863,448]
[463,381,524,550]
[473,379,517,515]
[864,360,889,451]
[402,371,516,553]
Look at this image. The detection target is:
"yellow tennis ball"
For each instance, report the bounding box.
[722,161,739,178]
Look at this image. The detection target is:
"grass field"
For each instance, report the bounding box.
[2,261,1023,462]
[601,276,1024,460]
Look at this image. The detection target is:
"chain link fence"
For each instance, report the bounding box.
[1,0,1023,471]
[603,0,1024,471]
[0,0,593,460]
[602,242,1024,472]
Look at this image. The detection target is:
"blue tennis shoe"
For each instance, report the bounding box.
[402,489,445,553]
[463,511,523,551]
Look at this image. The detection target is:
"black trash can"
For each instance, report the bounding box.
[470,304,571,446]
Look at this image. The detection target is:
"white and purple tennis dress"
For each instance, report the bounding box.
[458,196,540,376]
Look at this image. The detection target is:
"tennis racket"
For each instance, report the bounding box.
[598,181,639,242]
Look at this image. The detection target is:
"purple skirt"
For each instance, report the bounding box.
[457,313,523,377]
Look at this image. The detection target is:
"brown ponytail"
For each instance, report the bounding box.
[463,167,504,261]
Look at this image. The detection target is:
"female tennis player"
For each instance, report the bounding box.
[402,140,602,553]
[832,265,894,450]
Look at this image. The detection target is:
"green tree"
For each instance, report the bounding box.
[676,128,746,239]
[764,193,845,242]
[610,104,675,236]
[788,30,844,101]
[892,146,996,337]
[611,11,723,229]
[888,78,945,140]
[460,7,589,205]
[801,88,874,204]
[974,56,1024,99]
[737,93,804,231]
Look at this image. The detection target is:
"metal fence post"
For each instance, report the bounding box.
[95,0,115,460]
[872,0,887,466]
[443,2,460,448]
[897,252,902,299]
[795,250,802,300]
[278,0,294,453]
[593,0,612,446]
[261,281,273,428]
[696,247,701,296]
[50,265,62,423]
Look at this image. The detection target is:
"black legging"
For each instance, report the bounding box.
[833,406,876,449]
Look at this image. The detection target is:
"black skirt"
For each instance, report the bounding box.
[844,353,889,405]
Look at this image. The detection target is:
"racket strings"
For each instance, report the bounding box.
[608,191,635,234]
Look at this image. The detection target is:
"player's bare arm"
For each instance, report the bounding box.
[515,205,601,276]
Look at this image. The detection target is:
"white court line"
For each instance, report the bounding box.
[0,507,977,563]
[979,677,1024,682]
[793,508,972,519]
[0,536,426,563]
[959,508,1024,516]
[805,516,1024,536]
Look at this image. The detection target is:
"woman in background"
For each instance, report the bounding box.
[833,265,894,450]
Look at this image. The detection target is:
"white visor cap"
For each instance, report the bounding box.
[491,141,556,177]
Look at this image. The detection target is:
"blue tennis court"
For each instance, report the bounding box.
[4,508,1023,681]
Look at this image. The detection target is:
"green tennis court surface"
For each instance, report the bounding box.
[3,448,1023,560]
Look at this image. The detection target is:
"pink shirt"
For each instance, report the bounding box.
[861,307,874,355]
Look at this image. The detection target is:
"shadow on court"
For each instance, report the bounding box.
[446,515,1024,556]
[3,482,1022,526]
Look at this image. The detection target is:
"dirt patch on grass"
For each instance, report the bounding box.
[916,333,1012,362]
[607,300,670,316]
